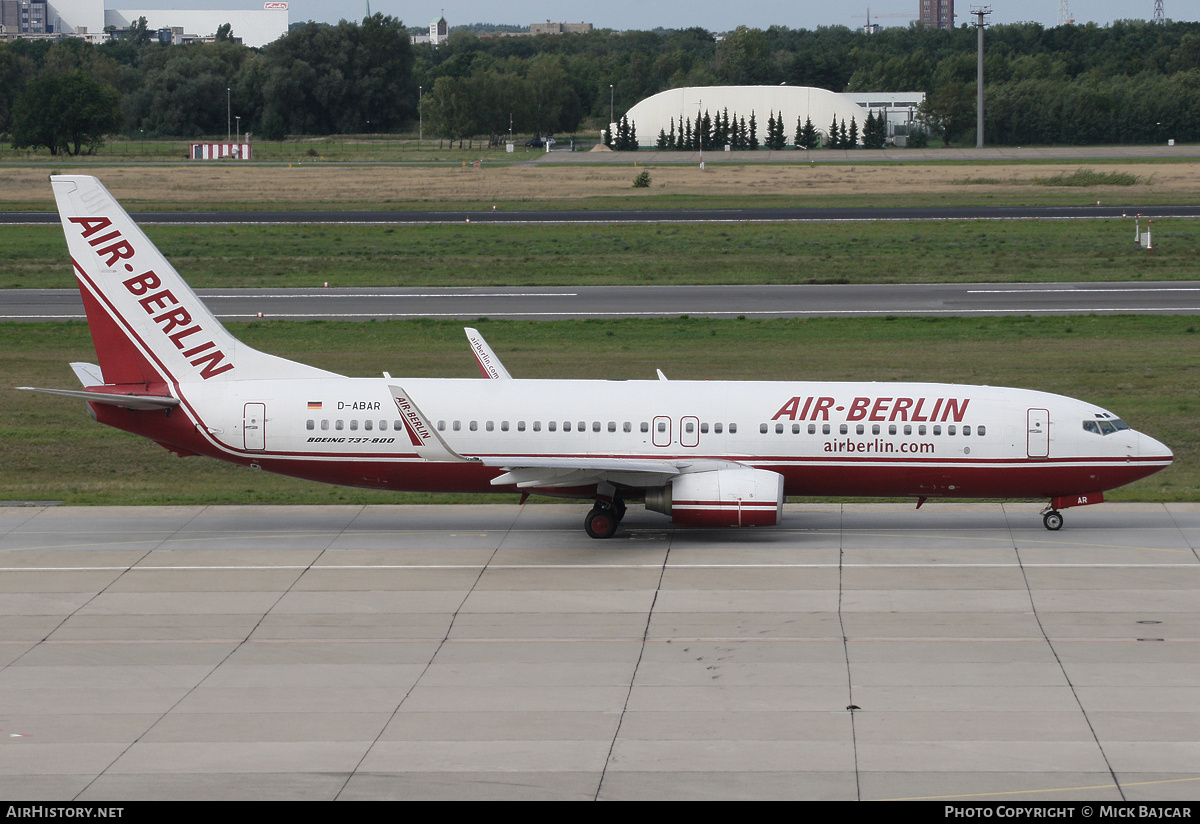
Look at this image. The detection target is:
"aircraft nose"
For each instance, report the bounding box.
[1139,432,1174,463]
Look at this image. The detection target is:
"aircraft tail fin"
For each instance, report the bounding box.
[51,175,338,385]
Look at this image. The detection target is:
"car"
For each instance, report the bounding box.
[524,136,556,148]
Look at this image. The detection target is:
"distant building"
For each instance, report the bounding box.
[625,86,873,149]
[0,0,288,46]
[529,21,591,35]
[841,91,927,144]
[429,14,446,45]
[919,0,953,29]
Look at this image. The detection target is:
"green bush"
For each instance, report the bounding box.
[632,170,651,188]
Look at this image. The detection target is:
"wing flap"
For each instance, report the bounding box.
[485,457,682,489]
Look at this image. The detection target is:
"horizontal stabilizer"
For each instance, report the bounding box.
[19,386,179,410]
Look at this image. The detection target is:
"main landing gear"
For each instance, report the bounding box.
[585,497,626,539]
[1042,509,1064,531]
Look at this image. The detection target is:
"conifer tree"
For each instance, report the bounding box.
[827,115,839,148]
[748,112,758,150]
[848,115,858,148]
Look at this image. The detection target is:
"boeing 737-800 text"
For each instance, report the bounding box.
[20,176,1174,537]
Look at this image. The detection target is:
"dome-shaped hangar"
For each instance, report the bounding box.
[624,86,869,148]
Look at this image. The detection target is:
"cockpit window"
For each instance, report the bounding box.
[1084,418,1131,436]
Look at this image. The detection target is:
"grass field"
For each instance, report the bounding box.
[3,218,1194,289]
[2,316,1195,505]
[3,158,1200,211]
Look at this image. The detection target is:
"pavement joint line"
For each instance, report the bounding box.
[4,562,1200,571]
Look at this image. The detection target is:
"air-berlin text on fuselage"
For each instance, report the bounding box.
[771,396,970,423]
[68,216,233,379]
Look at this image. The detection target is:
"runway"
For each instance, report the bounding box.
[4,203,1200,226]
[6,281,1200,321]
[2,502,1199,800]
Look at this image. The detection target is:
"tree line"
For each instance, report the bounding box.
[4,15,1200,153]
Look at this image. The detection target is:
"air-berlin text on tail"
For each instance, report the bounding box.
[68,216,233,379]
[772,395,970,423]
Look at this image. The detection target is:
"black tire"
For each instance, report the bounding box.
[585,507,618,539]
[1043,511,1064,531]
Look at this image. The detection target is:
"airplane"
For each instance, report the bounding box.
[20,175,1174,538]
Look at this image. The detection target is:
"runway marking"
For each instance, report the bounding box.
[968,287,1200,294]
[201,292,578,299]
[7,308,1200,321]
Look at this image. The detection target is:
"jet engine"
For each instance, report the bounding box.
[645,467,784,527]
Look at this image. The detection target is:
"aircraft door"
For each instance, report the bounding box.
[680,416,699,448]
[1027,408,1049,458]
[653,416,672,448]
[244,403,266,451]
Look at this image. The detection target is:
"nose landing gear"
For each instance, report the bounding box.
[1042,509,1063,531]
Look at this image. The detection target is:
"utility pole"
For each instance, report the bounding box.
[973,6,991,149]
[226,87,231,142]
[418,85,422,147]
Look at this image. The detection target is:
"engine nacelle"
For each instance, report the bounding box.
[645,467,784,528]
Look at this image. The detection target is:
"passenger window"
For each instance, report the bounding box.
[715,423,724,434]
[729,424,737,434]
[641,422,649,433]
[608,422,617,432]
[962,425,970,436]
[453,421,461,431]
[791,424,799,434]
[485,421,494,431]
[578,421,585,432]
[563,421,572,432]
[933,425,941,435]
[822,424,830,435]
[351,420,359,431]
[686,421,696,433]
[532,421,540,431]
[918,425,926,436]
[393,421,402,431]
[947,425,956,435]
[774,423,783,434]
[336,420,344,431]
[808,424,816,434]
[856,424,864,435]
[657,421,667,432]
[977,425,985,436]
[321,420,329,431]
[364,420,373,431]
[872,425,880,435]
[379,420,387,431]
[548,421,556,432]
[760,424,769,434]
[889,425,897,435]
[306,420,314,430]
[840,424,848,435]
[903,425,912,435]
[702,423,710,434]
[467,421,476,431]
[624,422,632,433]
[501,421,509,431]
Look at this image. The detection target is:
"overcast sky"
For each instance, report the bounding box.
[264,1,1195,31]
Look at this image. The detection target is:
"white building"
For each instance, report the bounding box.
[5,0,288,47]
[842,91,926,142]
[105,6,288,47]
[624,86,874,148]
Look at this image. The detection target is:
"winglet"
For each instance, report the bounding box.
[657,369,669,381]
[389,385,474,462]
[465,327,512,379]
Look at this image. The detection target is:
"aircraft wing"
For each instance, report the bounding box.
[476,457,756,490]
